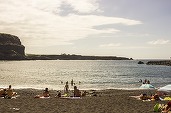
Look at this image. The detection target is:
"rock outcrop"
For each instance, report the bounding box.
[0,33,26,60]
[146,60,171,66]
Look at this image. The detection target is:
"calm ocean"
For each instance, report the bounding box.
[0,60,171,90]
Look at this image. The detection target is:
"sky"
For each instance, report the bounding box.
[0,0,171,59]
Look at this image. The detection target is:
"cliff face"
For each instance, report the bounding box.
[0,33,26,60]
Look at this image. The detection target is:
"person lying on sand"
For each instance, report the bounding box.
[0,89,7,97]
[81,91,87,97]
[139,93,151,100]
[35,88,50,98]
[151,93,160,101]
[55,91,61,98]
[161,101,171,113]
[5,85,17,99]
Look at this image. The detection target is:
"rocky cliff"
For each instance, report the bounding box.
[0,33,26,60]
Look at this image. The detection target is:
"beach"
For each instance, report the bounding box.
[0,88,167,113]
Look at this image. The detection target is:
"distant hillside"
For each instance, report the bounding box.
[0,33,26,60]
[26,54,132,60]
[0,33,132,60]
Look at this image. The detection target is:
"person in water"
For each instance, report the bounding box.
[71,79,74,86]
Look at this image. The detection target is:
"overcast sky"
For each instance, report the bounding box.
[0,0,171,59]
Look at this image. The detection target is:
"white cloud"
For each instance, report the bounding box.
[65,0,102,13]
[0,0,142,48]
[148,39,170,45]
[100,43,121,48]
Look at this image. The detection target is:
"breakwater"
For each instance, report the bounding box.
[146,60,171,66]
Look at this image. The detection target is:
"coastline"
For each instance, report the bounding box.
[0,88,166,113]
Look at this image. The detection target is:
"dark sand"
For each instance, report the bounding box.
[0,89,168,113]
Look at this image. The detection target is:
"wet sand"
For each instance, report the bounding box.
[0,89,167,113]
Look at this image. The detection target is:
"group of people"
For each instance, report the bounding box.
[35,86,84,98]
[0,80,85,99]
[154,101,171,113]
[138,93,171,112]
[139,79,150,84]
[0,85,17,99]
[63,80,84,97]
[35,79,85,98]
[161,101,171,113]
[139,93,160,101]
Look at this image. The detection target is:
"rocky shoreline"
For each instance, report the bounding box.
[146,60,171,66]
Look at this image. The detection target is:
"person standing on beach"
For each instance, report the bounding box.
[64,81,69,94]
[71,79,74,86]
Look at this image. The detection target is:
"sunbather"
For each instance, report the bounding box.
[161,101,171,113]
[151,93,160,101]
[74,86,81,97]
[35,88,50,98]
[5,85,17,99]
[0,89,7,97]
[55,91,61,98]
[139,93,151,100]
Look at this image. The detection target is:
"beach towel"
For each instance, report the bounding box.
[60,97,81,99]
[153,103,165,112]
[39,96,50,99]
[3,95,20,99]
[154,103,161,112]
[164,97,171,101]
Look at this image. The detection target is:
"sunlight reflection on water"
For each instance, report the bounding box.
[0,60,171,90]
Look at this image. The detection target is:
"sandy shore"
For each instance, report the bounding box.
[0,88,168,113]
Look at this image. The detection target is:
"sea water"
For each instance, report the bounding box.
[0,60,171,90]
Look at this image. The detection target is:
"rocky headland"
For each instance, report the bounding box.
[0,33,26,60]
